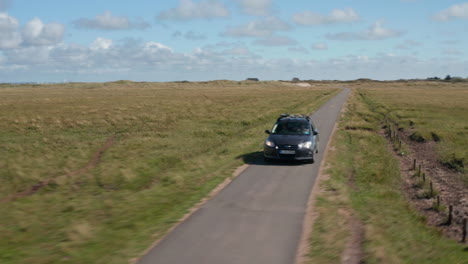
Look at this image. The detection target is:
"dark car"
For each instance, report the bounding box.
[264,114,319,163]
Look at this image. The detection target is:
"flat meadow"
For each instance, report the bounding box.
[0,81,339,264]
[308,80,468,264]
[357,80,467,177]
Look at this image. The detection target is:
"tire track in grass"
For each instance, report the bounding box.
[0,135,116,203]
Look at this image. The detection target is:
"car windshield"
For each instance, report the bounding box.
[271,121,311,135]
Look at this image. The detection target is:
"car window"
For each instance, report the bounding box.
[310,121,317,132]
[272,121,311,135]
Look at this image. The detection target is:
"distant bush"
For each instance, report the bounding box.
[355,78,374,82]
[442,154,465,173]
[449,77,467,83]
[112,80,134,84]
[409,131,426,142]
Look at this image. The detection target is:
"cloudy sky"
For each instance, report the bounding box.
[1,0,467,82]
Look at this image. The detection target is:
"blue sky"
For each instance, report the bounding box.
[1,0,467,82]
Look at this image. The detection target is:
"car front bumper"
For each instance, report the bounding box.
[264,146,314,161]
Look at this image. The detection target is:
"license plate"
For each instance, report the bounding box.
[279,150,295,155]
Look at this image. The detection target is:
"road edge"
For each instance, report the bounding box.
[130,164,250,264]
[294,88,349,264]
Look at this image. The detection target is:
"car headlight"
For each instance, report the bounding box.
[265,139,275,147]
[298,141,312,149]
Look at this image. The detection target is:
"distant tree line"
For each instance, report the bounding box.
[427,75,468,81]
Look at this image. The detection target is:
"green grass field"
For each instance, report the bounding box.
[308,81,468,264]
[0,81,339,264]
[358,81,467,176]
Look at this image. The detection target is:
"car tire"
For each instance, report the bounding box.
[264,156,271,163]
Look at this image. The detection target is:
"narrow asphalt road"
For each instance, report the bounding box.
[138,88,350,264]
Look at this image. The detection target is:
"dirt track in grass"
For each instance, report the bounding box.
[0,135,116,203]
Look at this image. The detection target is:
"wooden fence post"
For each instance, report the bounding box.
[447,205,453,225]
[429,181,433,197]
[462,219,467,243]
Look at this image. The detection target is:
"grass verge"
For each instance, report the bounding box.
[308,85,467,264]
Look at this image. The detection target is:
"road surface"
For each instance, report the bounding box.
[138,88,350,264]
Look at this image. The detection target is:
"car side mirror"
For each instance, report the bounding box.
[265,130,271,134]
[313,131,319,135]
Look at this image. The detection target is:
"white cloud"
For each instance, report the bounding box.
[0,12,21,49]
[293,8,359,25]
[50,44,89,66]
[157,0,229,20]
[2,45,467,82]
[365,21,402,40]
[143,42,173,52]
[1,39,180,73]
[90,37,113,50]
[22,18,65,45]
[3,45,52,65]
[433,3,468,21]
[327,20,402,40]
[329,8,360,23]
[237,0,272,16]
[1,14,66,49]
[73,11,150,30]
[0,31,21,49]
[253,36,297,46]
[0,38,263,80]
[223,17,290,37]
[312,43,328,50]
[0,11,17,31]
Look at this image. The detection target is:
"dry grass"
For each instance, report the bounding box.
[0,80,339,264]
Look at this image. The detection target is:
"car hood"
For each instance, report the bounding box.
[267,134,312,145]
